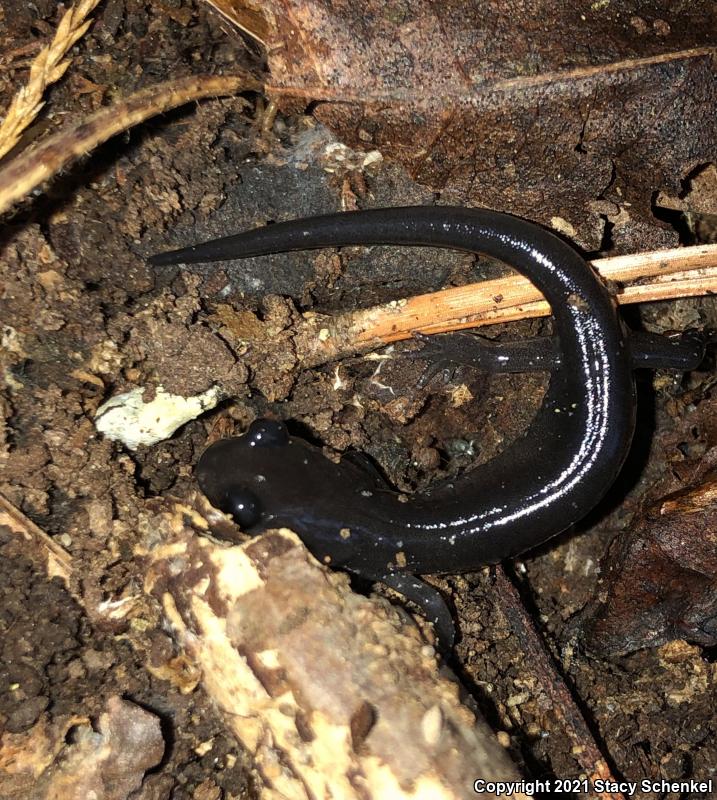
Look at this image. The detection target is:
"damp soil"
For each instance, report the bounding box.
[1,2,717,798]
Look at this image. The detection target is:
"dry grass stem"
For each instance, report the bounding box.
[0,0,103,160]
[296,244,717,366]
[351,244,717,343]
[0,73,261,216]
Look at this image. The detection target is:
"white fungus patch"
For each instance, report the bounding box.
[94,384,222,449]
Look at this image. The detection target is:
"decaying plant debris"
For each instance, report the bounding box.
[143,506,527,800]
[1,1,717,798]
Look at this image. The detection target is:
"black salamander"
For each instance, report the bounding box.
[150,208,705,645]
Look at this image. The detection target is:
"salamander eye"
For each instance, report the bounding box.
[245,419,290,448]
[222,486,262,529]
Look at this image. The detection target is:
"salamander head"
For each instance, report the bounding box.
[197,419,308,530]
[196,419,291,529]
[195,419,380,550]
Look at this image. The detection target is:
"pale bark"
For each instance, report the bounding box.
[143,506,528,800]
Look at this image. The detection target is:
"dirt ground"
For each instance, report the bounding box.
[1,2,716,798]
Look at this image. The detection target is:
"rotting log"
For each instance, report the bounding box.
[142,504,528,800]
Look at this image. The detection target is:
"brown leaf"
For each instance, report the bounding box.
[202,0,269,44]
[579,470,717,656]
[224,0,716,251]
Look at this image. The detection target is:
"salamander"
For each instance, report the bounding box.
[150,207,705,645]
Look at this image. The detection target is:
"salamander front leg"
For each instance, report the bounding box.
[413,331,558,386]
[379,572,456,649]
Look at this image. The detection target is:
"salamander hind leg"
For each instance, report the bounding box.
[627,329,710,371]
[378,572,456,649]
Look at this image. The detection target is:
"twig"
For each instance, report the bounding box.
[0,0,103,160]
[0,491,72,588]
[0,72,262,216]
[293,243,717,367]
[493,565,625,800]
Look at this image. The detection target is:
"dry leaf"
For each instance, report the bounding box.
[216,0,717,251]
